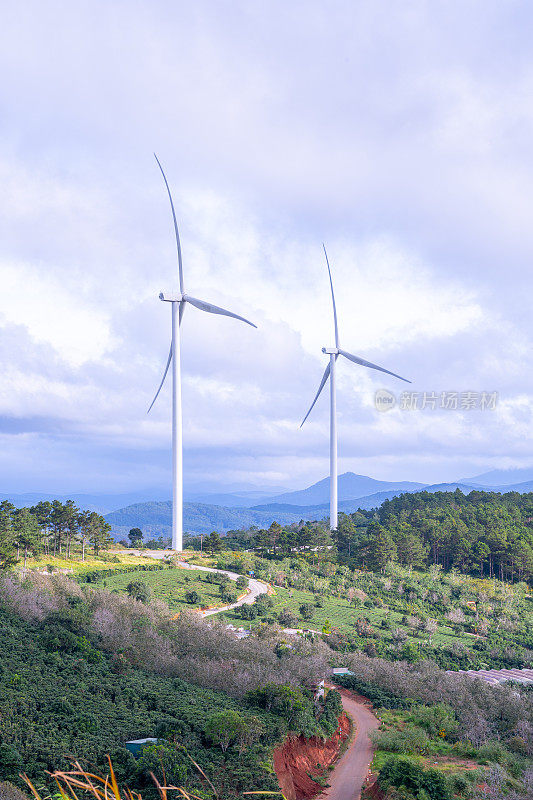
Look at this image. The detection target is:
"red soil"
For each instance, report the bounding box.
[273,714,351,800]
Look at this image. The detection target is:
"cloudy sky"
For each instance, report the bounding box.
[1,0,532,496]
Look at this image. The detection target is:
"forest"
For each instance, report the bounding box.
[365,489,533,580]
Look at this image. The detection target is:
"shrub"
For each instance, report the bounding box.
[410,703,458,741]
[184,590,202,604]
[238,604,257,620]
[245,683,318,737]
[0,782,31,800]
[254,595,274,615]
[371,726,431,755]
[0,745,23,782]
[378,757,452,800]
[299,602,315,621]
[204,710,263,753]
[278,608,298,627]
[126,581,151,603]
[220,590,238,604]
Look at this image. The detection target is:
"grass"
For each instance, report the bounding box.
[221,584,473,648]
[18,552,157,576]
[96,566,236,612]
[22,756,221,800]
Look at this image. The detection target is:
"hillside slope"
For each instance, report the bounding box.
[105,492,412,537]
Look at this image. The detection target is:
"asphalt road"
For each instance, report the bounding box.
[320,686,379,800]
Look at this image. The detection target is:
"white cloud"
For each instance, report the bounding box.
[0,261,112,365]
[0,0,532,493]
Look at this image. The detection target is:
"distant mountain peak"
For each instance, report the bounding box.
[261,472,425,507]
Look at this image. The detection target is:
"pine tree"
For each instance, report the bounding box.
[366,524,397,572]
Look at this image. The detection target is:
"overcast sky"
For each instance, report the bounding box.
[1,1,532,495]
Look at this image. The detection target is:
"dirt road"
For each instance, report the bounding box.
[320,686,379,800]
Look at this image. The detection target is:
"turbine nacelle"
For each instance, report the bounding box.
[302,245,412,532]
[159,291,183,302]
[150,154,258,552]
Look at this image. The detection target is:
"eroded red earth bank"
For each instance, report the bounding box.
[273,713,351,800]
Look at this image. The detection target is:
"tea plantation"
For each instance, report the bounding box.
[97,565,239,612]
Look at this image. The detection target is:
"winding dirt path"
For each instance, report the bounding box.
[320,686,379,800]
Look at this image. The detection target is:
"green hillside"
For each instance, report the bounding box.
[213,552,533,672]
[96,565,241,611]
[0,605,283,798]
[104,500,312,538]
[0,572,336,798]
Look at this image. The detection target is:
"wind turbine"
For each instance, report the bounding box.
[148,155,257,551]
[300,246,411,531]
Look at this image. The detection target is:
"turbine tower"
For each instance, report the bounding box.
[300,246,411,531]
[148,155,257,551]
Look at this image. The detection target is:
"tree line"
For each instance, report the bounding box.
[0,499,113,568]
[208,490,533,584]
[338,489,533,581]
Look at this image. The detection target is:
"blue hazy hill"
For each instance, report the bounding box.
[263,472,424,506]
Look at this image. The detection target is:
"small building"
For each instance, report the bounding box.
[331,667,354,677]
[125,738,158,757]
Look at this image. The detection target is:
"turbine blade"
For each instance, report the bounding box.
[154,154,184,294]
[179,300,186,324]
[323,244,339,348]
[183,295,257,328]
[300,362,331,427]
[338,348,411,383]
[147,343,173,413]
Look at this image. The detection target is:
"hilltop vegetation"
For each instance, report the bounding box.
[0,498,113,569]
[366,489,533,581]
[191,489,533,584]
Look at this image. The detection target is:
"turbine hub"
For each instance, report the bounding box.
[159,291,183,303]
[322,347,338,355]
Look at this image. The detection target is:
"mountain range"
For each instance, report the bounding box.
[101,469,533,538]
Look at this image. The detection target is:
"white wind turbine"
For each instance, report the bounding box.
[148,155,257,551]
[300,246,411,531]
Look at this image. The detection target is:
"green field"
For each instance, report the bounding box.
[97,566,237,612]
[222,583,474,648]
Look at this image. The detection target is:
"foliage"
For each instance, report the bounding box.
[377,757,452,800]
[0,584,289,798]
[220,553,533,672]
[126,580,151,603]
[360,489,533,582]
[0,499,113,567]
[335,675,412,709]
[21,758,203,800]
[95,566,237,612]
